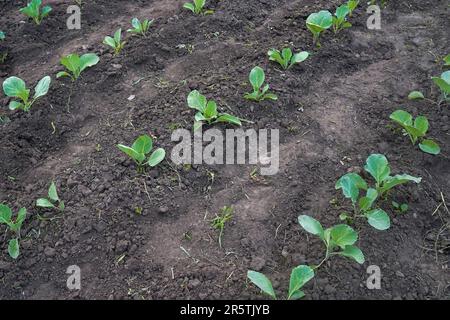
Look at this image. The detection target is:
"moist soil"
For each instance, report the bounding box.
[0,0,449,299]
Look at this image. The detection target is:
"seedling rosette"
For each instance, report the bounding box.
[127,18,153,37]
[57,53,100,81]
[390,110,440,155]
[187,90,243,131]
[103,29,126,56]
[244,67,277,102]
[0,204,27,259]
[117,134,166,172]
[306,10,333,47]
[432,70,450,103]
[36,182,65,211]
[20,0,52,25]
[183,0,214,15]
[3,76,51,112]
[267,48,309,70]
[332,4,352,34]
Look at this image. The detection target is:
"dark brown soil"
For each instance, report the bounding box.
[0,0,449,300]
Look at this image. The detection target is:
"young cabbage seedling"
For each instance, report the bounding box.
[390,110,440,155]
[306,10,333,47]
[187,90,242,131]
[247,265,315,300]
[211,206,233,248]
[103,29,126,56]
[267,48,309,70]
[392,201,408,213]
[244,67,277,102]
[20,0,52,25]
[298,215,365,267]
[117,134,166,172]
[332,4,352,34]
[432,71,450,103]
[57,53,100,81]
[2,76,51,112]
[36,181,65,211]
[346,0,359,16]
[183,0,213,15]
[127,18,153,37]
[336,154,421,230]
[0,204,27,259]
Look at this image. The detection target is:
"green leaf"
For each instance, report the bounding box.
[414,116,429,135]
[366,209,390,230]
[59,201,65,212]
[298,215,324,239]
[0,31,5,41]
[183,3,196,13]
[9,101,24,111]
[262,93,278,101]
[61,54,81,74]
[103,36,116,48]
[340,245,365,264]
[335,174,362,204]
[432,71,450,94]
[390,110,413,126]
[8,238,20,259]
[336,172,368,190]
[288,265,314,299]
[131,18,141,30]
[187,90,207,112]
[268,49,284,67]
[48,182,59,202]
[330,224,358,249]
[358,188,378,212]
[114,28,122,44]
[364,154,390,185]
[3,76,28,99]
[380,174,422,193]
[36,198,55,208]
[291,51,309,64]
[79,53,100,72]
[444,54,450,66]
[335,4,350,20]
[204,101,218,119]
[33,76,51,99]
[289,290,306,300]
[13,208,27,231]
[0,204,12,224]
[281,48,292,67]
[132,135,153,155]
[147,148,166,167]
[306,10,333,34]
[117,144,145,164]
[249,66,265,91]
[216,114,242,126]
[41,5,52,18]
[408,91,425,100]
[56,71,71,79]
[419,139,440,155]
[247,270,276,299]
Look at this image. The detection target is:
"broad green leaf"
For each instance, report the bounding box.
[131,18,140,29]
[216,114,242,126]
[187,90,207,112]
[281,48,293,67]
[262,93,278,101]
[103,36,116,48]
[194,0,206,11]
[330,224,358,249]
[408,91,425,100]
[289,290,305,300]
[147,148,166,167]
[340,245,364,264]
[364,154,390,185]
[292,51,309,64]
[288,265,314,299]
[36,198,55,208]
[306,10,333,34]
[61,54,81,74]
[56,71,71,79]
[347,0,359,12]
[48,182,59,202]
[444,54,450,66]
[390,110,412,126]
[336,175,360,204]
[419,139,440,155]
[204,101,218,119]
[132,135,153,155]
[335,4,350,20]
[3,77,27,99]
[366,209,390,230]
[414,116,429,135]
[247,270,276,299]
[268,49,284,66]
[249,66,265,91]
[13,208,27,231]
[336,172,368,190]
[33,76,51,99]
[298,215,324,239]
[0,204,12,224]
[441,70,450,84]
[117,144,145,164]
[8,238,20,259]
[114,29,122,43]
[380,174,421,193]
[79,53,100,72]
[195,112,207,122]
[183,3,196,13]
[9,101,24,111]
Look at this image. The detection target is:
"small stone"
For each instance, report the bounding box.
[158,206,169,214]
